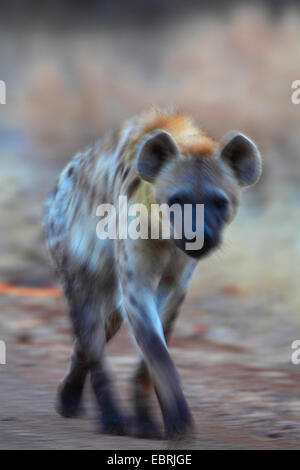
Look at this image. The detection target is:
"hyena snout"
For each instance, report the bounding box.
[202,188,230,256]
[168,188,229,259]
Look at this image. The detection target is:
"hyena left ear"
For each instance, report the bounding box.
[219,131,262,187]
[136,130,179,182]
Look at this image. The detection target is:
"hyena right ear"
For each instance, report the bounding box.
[136,131,179,182]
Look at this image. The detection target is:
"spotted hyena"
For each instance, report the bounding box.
[43,109,262,439]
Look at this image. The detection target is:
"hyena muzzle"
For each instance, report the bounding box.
[43,109,262,439]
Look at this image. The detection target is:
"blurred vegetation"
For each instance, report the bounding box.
[1,1,298,30]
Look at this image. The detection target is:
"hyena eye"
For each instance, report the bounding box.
[168,193,190,207]
[168,197,183,207]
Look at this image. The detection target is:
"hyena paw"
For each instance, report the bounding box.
[101,414,131,436]
[56,381,84,418]
[164,411,195,440]
[133,416,162,439]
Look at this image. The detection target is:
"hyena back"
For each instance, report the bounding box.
[43,109,262,439]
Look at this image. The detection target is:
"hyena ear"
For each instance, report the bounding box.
[136,131,179,182]
[219,131,262,187]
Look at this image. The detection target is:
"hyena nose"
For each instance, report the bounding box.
[168,194,199,232]
[169,190,229,215]
[205,190,229,221]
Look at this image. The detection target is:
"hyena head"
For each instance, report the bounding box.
[136,128,262,259]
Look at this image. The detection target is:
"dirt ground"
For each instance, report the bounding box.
[1,290,300,450]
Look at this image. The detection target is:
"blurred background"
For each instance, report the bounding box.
[0,0,300,449]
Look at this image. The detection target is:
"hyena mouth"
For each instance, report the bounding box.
[175,226,222,259]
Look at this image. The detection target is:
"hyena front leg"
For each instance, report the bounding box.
[132,287,187,438]
[122,279,193,439]
[57,308,123,420]
[57,338,88,418]
[57,289,126,435]
[89,309,126,435]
